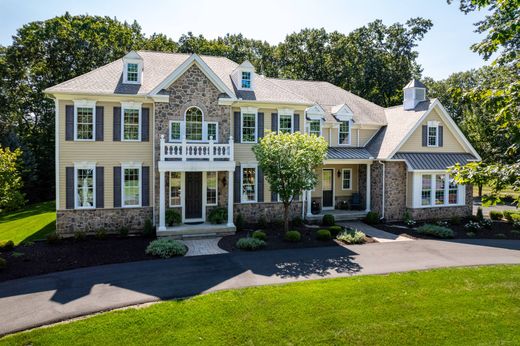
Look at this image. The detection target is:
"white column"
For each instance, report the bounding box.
[159,170,166,231]
[227,170,234,226]
[306,190,312,217]
[365,163,371,212]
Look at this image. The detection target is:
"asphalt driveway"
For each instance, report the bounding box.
[0,239,519,336]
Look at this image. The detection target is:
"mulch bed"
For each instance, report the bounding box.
[0,236,156,282]
[375,219,520,240]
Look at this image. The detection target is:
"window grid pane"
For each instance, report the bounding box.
[242,113,256,142]
[124,168,140,206]
[428,126,437,146]
[127,63,138,82]
[309,120,320,136]
[435,174,445,205]
[76,168,94,207]
[279,115,292,133]
[339,121,350,144]
[342,170,351,189]
[207,123,217,141]
[207,172,217,205]
[170,122,181,141]
[241,71,251,88]
[448,178,458,204]
[123,109,140,140]
[170,172,181,206]
[242,168,256,202]
[185,107,203,141]
[76,107,94,140]
[421,175,431,206]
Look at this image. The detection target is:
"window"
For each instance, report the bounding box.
[308,120,321,137]
[185,107,203,141]
[241,113,257,143]
[279,114,293,133]
[122,107,140,141]
[448,178,458,204]
[241,71,251,89]
[207,122,218,141]
[169,121,181,141]
[342,169,352,190]
[122,167,141,207]
[421,175,432,206]
[169,172,181,207]
[339,121,351,145]
[241,165,257,203]
[75,107,95,140]
[75,167,95,208]
[207,172,217,205]
[417,173,464,207]
[427,124,438,147]
[435,175,445,205]
[127,63,139,82]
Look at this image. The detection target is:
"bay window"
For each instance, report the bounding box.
[435,175,445,205]
[415,173,464,207]
[421,175,432,206]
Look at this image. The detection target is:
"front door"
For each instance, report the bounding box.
[322,169,334,209]
[185,172,203,221]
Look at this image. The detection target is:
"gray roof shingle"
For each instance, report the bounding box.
[393,152,478,170]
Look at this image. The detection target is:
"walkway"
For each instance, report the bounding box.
[0,239,519,335]
[183,238,228,257]
[340,221,413,242]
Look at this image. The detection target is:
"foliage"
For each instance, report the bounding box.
[435,220,450,228]
[235,237,266,251]
[503,210,520,223]
[291,216,304,227]
[464,221,483,232]
[0,240,15,252]
[489,211,503,220]
[364,211,380,225]
[46,232,61,244]
[95,228,107,239]
[416,224,455,238]
[145,239,187,258]
[316,229,332,241]
[337,229,366,244]
[253,132,327,232]
[118,226,129,237]
[208,208,227,224]
[480,218,493,230]
[0,257,6,270]
[284,230,301,242]
[73,230,86,241]
[322,214,335,227]
[450,216,462,225]
[235,213,245,232]
[257,216,268,229]
[403,210,416,227]
[476,207,484,221]
[165,209,181,227]
[328,225,343,237]
[513,221,520,230]
[466,232,476,237]
[252,230,267,241]
[143,218,155,237]
[0,147,25,211]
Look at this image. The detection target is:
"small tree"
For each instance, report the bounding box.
[0,147,25,212]
[253,132,328,232]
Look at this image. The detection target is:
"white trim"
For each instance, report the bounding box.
[412,172,466,208]
[121,163,142,208]
[240,163,258,203]
[73,100,96,141]
[278,110,294,133]
[206,122,219,142]
[338,120,352,146]
[205,171,218,206]
[168,120,182,142]
[305,104,325,120]
[123,60,143,85]
[426,121,439,147]
[73,163,96,210]
[55,99,60,210]
[322,168,335,210]
[121,102,142,142]
[341,168,352,190]
[331,104,354,121]
[240,107,258,144]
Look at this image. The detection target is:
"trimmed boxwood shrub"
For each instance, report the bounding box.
[74,231,86,241]
[95,228,107,239]
[489,211,503,220]
[284,230,301,242]
[236,237,266,250]
[146,239,187,258]
[0,240,15,252]
[143,218,155,237]
[118,226,129,237]
[328,225,343,237]
[337,229,366,244]
[316,229,332,241]
[46,232,61,244]
[322,214,335,227]
[364,211,379,225]
[208,208,227,224]
[476,207,484,221]
[0,257,6,270]
[166,209,181,226]
[292,216,304,227]
[252,230,267,241]
[235,213,245,232]
[417,224,454,238]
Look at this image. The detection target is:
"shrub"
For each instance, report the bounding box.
[208,208,227,224]
[435,220,449,228]
[476,207,484,221]
[0,258,6,270]
[143,218,155,237]
[292,216,304,227]
[328,225,343,237]
[503,210,520,223]
[284,230,301,242]
[416,224,454,238]
[511,230,520,236]
[496,233,506,239]
[252,230,267,241]
[466,232,476,237]
[165,209,181,226]
[235,213,245,232]
[145,239,187,258]
[513,221,520,230]
[322,214,335,227]
[46,232,61,244]
[489,211,503,220]
[364,211,379,225]
[95,228,107,239]
[74,231,86,241]
[0,240,15,252]
[337,229,366,244]
[450,216,462,225]
[236,237,266,251]
[480,219,492,230]
[316,229,332,241]
[257,216,268,229]
[118,226,129,237]
[464,221,482,232]
[403,210,416,227]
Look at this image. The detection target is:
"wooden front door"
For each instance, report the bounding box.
[185,172,203,220]
[322,169,334,209]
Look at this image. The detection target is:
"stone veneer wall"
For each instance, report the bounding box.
[234,202,303,223]
[56,207,153,236]
[369,161,407,221]
[358,164,367,208]
[407,185,473,220]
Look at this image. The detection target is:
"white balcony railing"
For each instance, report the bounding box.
[160,135,234,161]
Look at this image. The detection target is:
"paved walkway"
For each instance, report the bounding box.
[0,239,519,335]
[183,238,228,257]
[340,221,414,242]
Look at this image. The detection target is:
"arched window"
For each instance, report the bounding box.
[185,107,203,141]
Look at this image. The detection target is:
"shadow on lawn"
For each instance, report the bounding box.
[21,220,56,244]
[0,202,55,224]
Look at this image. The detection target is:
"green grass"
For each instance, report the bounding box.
[0,201,56,245]
[474,185,519,199]
[2,265,519,345]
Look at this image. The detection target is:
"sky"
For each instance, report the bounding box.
[0,0,491,80]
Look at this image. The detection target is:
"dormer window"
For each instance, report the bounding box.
[241,71,251,89]
[233,60,255,91]
[122,51,143,85]
[126,63,139,82]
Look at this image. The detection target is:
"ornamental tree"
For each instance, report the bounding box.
[253,131,328,232]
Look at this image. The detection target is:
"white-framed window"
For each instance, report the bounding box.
[74,163,96,209]
[123,61,142,84]
[241,71,251,89]
[206,171,218,205]
[241,164,257,203]
[185,106,204,141]
[74,100,96,141]
[122,163,141,207]
[169,172,181,207]
[339,120,351,145]
[121,104,141,141]
[448,179,458,204]
[241,110,257,143]
[435,175,445,205]
[416,173,464,207]
[169,121,182,142]
[279,114,293,133]
[207,122,218,141]
[427,121,439,147]
[308,120,321,137]
[421,175,432,206]
[341,169,352,190]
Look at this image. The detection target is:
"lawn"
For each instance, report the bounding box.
[0,201,56,245]
[2,265,519,345]
[474,185,519,200]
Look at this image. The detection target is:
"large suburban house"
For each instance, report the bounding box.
[45,51,481,237]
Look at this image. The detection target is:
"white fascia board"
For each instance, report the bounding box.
[158,160,236,172]
[324,159,374,165]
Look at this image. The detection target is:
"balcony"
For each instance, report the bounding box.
[160,135,234,161]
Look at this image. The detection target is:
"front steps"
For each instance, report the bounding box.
[157,223,236,240]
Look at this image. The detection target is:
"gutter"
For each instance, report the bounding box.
[378,160,385,220]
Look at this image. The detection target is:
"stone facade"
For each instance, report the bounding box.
[56,207,153,236]
[407,185,473,220]
[234,202,303,223]
[370,161,407,221]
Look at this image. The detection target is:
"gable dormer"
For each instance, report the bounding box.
[123,51,143,85]
[403,79,426,110]
[232,60,255,91]
[331,103,354,121]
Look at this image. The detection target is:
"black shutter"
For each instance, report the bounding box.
[422,125,427,147]
[113,107,121,141]
[258,112,264,139]
[234,166,240,203]
[65,105,74,141]
[95,106,104,141]
[438,126,444,147]
[113,166,121,207]
[293,114,300,133]
[65,167,74,209]
[257,166,264,202]
[234,111,241,143]
[142,166,150,206]
[271,191,278,203]
[271,113,278,132]
[141,107,149,142]
[96,166,104,208]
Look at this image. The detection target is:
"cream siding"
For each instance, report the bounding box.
[311,164,359,198]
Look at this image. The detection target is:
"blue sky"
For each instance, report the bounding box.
[0,0,490,79]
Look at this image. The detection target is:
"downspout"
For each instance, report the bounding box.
[378,160,385,220]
